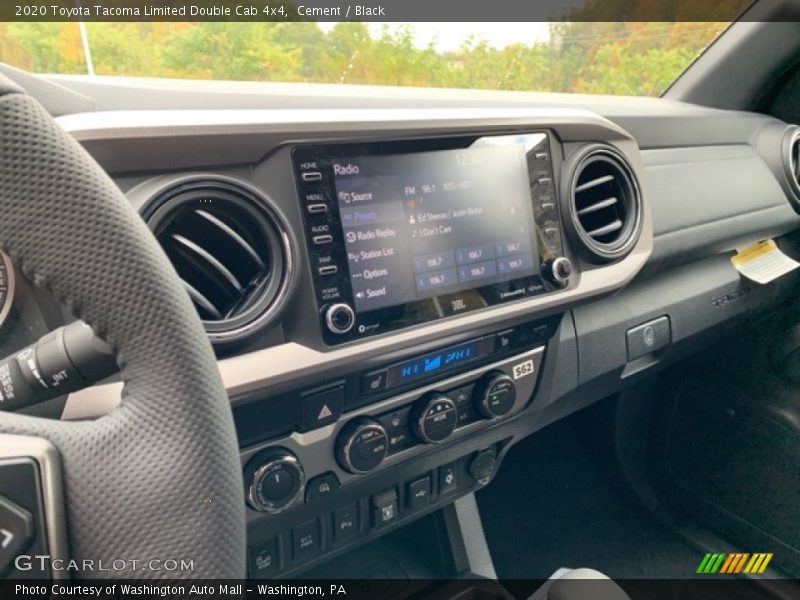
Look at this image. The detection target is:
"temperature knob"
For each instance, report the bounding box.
[336,418,389,474]
[475,371,517,419]
[411,393,458,444]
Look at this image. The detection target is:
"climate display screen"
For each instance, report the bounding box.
[332,142,540,313]
[385,336,496,388]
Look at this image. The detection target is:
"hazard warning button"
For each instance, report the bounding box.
[301,384,345,431]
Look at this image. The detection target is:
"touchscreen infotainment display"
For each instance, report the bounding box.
[331,143,539,313]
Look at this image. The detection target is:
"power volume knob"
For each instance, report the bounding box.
[325,303,355,335]
[336,417,389,474]
[474,371,517,419]
[411,393,458,444]
[543,257,573,288]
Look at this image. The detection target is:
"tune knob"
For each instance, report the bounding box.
[246,448,305,514]
[543,256,573,288]
[411,393,458,444]
[336,417,389,474]
[474,371,517,419]
[325,303,355,335]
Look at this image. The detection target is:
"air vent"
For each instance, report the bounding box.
[145,180,291,343]
[784,127,800,202]
[567,145,642,262]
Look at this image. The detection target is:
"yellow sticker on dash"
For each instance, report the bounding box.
[731,240,800,285]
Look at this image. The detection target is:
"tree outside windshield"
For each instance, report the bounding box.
[0,22,728,96]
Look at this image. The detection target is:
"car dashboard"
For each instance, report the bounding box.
[3,93,799,578]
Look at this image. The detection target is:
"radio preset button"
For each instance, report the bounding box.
[325,303,355,335]
[475,371,517,419]
[411,393,458,444]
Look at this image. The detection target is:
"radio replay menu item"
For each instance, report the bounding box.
[332,144,540,313]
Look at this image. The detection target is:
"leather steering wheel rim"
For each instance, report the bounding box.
[0,76,246,577]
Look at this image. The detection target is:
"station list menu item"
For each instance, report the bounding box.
[332,144,539,313]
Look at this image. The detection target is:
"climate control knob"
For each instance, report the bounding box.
[543,256,573,288]
[474,371,517,419]
[336,417,389,474]
[411,393,458,444]
[246,448,305,514]
[325,303,355,335]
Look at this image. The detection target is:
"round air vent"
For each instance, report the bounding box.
[566,145,642,262]
[784,127,800,202]
[145,180,292,344]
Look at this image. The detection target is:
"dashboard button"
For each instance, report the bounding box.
[333,503,359,543]
[371,488,398,529]
[361,370,387,395]
[456,403,481,427]
[312,234,333,245]
[447,384,474,406]
[305,472,341,502]
[495,329,514,352]
[318,265,339,276]
[307,203,328,214]
[439,462,459,495]
[301,385,344,431]
[249,538,280,578]
[292,519,320,562]
[407,476,431,510]
[301,171,322,182]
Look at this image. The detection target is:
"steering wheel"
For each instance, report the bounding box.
[0,77,246,576]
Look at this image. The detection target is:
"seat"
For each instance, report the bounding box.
[528,568,631,600]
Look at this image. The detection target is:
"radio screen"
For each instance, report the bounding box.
[332,143,539,313]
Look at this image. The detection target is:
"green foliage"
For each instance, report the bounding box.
[0,21,728,96]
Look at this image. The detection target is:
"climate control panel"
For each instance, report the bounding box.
[242,344,543,518]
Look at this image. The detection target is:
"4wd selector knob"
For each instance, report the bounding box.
[336,417,389,474]
[246,448,305,514]
[475,371,517,419]
[411,393,458,444]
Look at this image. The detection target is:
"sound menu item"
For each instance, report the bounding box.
[332,142,539,313]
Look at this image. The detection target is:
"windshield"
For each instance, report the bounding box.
[0,22,729,96]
